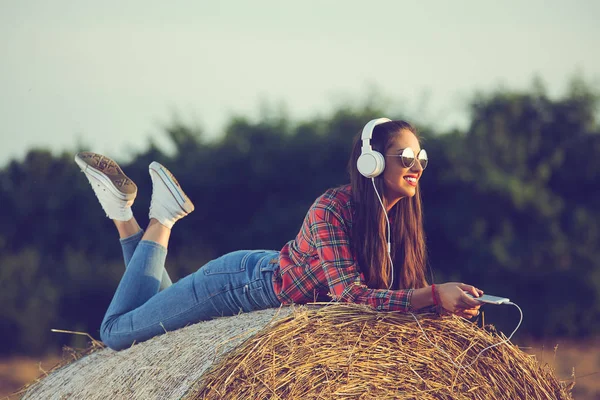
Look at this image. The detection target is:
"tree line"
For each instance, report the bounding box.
[0,79,598,355]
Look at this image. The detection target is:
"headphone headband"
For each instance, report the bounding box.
[361,117,392,144]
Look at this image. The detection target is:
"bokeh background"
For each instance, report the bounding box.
[1,1,599,398]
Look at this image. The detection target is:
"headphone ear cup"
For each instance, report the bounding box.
[372,150,385,177]
[357,150,385,178]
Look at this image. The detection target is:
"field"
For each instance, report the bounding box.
[1,339,598,399]
[0,355,61,399]
[521,338,600,400]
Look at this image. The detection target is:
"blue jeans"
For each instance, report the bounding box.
[100,230,282,350]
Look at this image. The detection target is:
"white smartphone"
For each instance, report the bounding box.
[466,293,510,305]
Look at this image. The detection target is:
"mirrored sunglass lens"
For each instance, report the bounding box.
[417,149,428,169]
[401,148,415,168]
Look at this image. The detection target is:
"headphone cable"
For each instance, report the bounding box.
[371,177,393,290]
[409,302,523,370]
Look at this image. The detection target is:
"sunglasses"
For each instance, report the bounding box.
[385,148,428,170]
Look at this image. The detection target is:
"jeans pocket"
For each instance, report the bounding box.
[202,250,249,275]
[259,253,280,273]
[243,281,269,310]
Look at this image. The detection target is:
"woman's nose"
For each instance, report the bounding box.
[411,160,424,172]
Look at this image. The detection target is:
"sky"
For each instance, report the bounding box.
[1,0,599,166]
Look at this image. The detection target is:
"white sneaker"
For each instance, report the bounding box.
[148,161,195,229]
[75,152,137,221]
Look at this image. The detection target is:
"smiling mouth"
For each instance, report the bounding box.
[404,176,417,186]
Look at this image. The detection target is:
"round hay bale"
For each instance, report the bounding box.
[189,304,573,400]
[21,304,573,400]
[20,307,295,400]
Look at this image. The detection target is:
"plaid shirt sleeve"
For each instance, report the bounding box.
[310,201,413,312]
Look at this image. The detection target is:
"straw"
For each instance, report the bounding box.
[189,304,573,400]
[19,304,572,400]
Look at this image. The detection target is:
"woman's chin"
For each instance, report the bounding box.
[385,186,416,202]
[398,185,417,198]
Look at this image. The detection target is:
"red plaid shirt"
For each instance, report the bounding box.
[273,185,414,312]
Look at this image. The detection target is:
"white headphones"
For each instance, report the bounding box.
[356,117,395,288]
[356,117,392,178]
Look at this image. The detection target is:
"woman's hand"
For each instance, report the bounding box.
[453,305,482,319]
[436,282,483,315]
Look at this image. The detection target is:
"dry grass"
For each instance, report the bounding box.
[189,304,573,399]
[0,356,61,399]
[522,338,600,400]
[17,307,296,400]
[4,304,598,399]
[0,339,104,399]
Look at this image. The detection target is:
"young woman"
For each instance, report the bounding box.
[76,118,483,351]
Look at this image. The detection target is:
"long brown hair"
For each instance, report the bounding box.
[348,120,428,290]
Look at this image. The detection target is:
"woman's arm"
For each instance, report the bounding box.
[408,286,436,309]
[310,204,415,312]
[411,283,483,310]
[311,203,483,314]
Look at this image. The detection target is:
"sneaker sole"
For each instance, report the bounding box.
[149,162,195,214]
[75,152,137,201]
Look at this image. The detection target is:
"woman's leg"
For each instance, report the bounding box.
[77,155,282,350]
[114,218,142,240]
[74,152,188,343]
[101,221,170,340]
[116,218,172,290]
[100,248,282,351]
[100,161,196,349]
[75,151,174,287]
[75,152,173,290]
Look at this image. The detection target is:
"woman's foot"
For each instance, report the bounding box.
[148,162,194,229]
[75,152,137,221]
